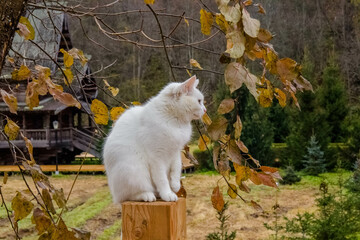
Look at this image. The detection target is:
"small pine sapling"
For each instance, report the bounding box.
[346,159,360,192]
[280,166,301,185]
[206,202,236,240]
[302,135,327,175]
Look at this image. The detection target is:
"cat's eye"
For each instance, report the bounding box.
[198,99,201,104]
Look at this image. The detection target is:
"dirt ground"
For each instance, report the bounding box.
[0,173,320,240]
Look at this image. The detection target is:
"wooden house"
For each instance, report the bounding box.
[0,8,101,164]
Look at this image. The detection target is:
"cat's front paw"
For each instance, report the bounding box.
[170,180,181,193]
[160,191,178,202]
[136,192,156,202]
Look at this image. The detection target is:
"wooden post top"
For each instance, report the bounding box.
[122,198,186,240]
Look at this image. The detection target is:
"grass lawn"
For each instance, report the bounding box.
[0,170,355,239]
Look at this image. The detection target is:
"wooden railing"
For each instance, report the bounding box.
[0,128,102,157]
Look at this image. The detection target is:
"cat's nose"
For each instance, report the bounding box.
[203,107,207,113]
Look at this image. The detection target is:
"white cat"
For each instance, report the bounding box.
[103,76,206,203]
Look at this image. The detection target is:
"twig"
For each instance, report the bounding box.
[0,187,21,240]
[172,65,224,75]
[194,122,247,203]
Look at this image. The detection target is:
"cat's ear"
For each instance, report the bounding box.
[180,75,198,93]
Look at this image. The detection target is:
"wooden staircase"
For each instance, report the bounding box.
[72,128,102,158]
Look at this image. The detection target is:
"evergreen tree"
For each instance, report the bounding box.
[317,55,348,143]
[286,48,330,170]
[346,159,360,192]
[280,165,301,185]
[302,135,327,176]
[235,86,275,166]
[213,83,275,166]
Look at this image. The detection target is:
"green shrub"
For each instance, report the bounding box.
[283,180,360,239]
[346,159,360,192]
[280,166,301,185]
[193,147,215,171]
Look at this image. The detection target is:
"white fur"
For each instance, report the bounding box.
[103,76,206,203]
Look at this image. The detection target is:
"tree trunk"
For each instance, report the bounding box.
[0,0,28,74]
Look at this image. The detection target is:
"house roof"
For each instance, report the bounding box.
[0,6,98,113]
[2,9,66,77]
[0,97,91,114]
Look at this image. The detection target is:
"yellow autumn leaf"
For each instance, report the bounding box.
[234,163,251,185]
[12,191,34,221]
[215,14,229,33]
[184,17,189,27]
[131,101,141,106]
[144,0,155,4]
[185,69,191,77]
[60,49,74,68]
[108,86,119,97]
[0,89,18,114]
[11,64,32,80]
[198,134,211,151]
[91,99,109,125]
[190,59,203,70]
[227,183,237,199]
[62,68,74,85]
[16,16,35,40]
[110,107,125,121]
[274,88,287,107]
[68,48,88,66]
[202,112,212,126]
[258,88,273,108]
[200,9,213,35]
[103,80,119,96]
[4,118,20,141]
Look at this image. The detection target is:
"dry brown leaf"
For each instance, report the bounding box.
[0,89,18,114]
[234,115,243,139]
[217,98,235,114]
[236,140,249,153]
[257,28,272,42]
[242,8,260,38]
[207,117,228,141]
[225,28,246,58]
[211,186,225,212]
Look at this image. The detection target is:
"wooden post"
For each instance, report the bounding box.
[121,198,186,240]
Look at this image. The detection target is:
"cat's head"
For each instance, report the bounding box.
[159,75,206,121]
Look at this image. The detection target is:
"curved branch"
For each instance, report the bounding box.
[147,4,176,81]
